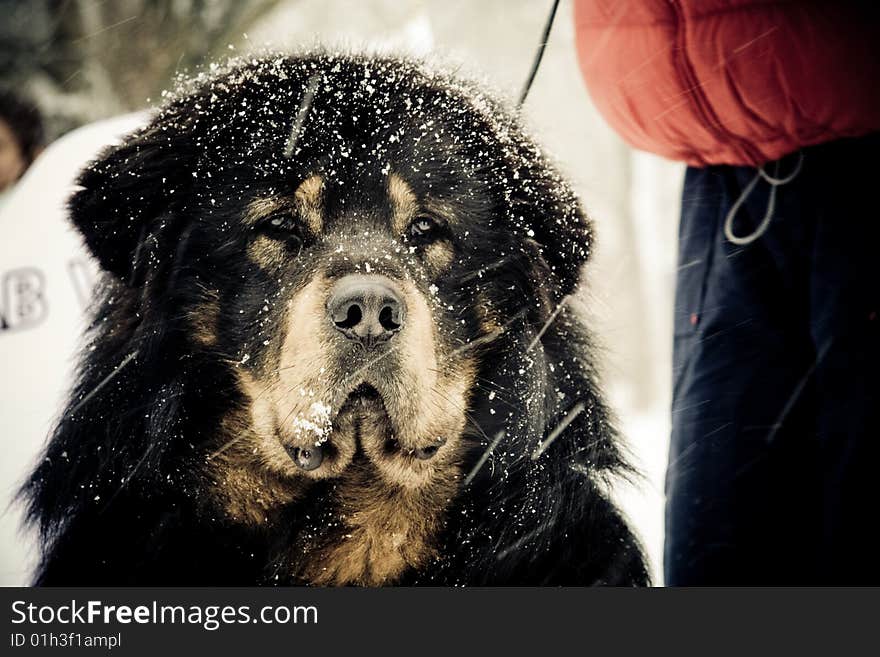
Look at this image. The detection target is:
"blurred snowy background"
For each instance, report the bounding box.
[0,0,681,584]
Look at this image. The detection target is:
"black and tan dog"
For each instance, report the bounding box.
[22,53,649,586]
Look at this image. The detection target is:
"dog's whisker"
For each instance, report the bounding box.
[449,327,504,356]
[68,350,139,416]
[472,374,520,397]
[425,368,520,412]
[531,401,586,461]
[571,434,611,457]
[103,441,160,507]
[469,383,521,412]
[274,369,353,431]
[456,255,516,283]
[495,521,555,561]
[207,434,248,460]
[526,294,571,352]
[448,308,528,357]
[427,385,493,446]
[342,346,401,386]
[463,429,506,486]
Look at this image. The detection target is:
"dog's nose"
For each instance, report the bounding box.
[327,275,406,347]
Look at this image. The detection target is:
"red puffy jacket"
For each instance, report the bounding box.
[574,0,880,167]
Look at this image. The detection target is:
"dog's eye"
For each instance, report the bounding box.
[258,212,302,239]
[407,216,443,244]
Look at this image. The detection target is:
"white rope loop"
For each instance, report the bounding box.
[723,150,804,246]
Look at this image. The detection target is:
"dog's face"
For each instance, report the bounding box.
[70,55,594,583]
[228,170,482,492]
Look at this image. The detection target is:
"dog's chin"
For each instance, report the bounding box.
[330,382,391,439]
[332,382,397,448]
[336,382,388,417]
[265,379,397,479]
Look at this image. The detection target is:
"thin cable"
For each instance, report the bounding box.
[517,0,561,108]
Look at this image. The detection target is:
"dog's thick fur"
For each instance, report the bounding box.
[22,54,649,586]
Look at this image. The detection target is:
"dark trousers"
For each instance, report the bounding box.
[665,134,880,585]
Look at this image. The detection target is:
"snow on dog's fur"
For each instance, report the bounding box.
[22,53,649,585]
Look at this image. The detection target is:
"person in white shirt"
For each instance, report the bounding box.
[0,112,147,584]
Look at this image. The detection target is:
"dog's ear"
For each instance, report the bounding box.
[70,118,193,283]
[505,137,593,298]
